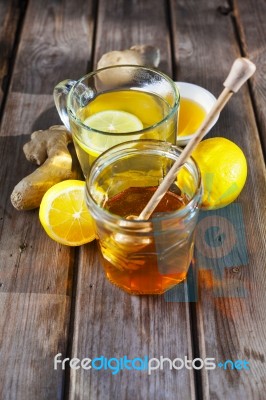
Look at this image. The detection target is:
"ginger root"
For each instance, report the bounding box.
[96,45,160,89]
[11,125,75,210]
[97,44,160,69]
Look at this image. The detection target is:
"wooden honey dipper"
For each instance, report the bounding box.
[131,57,256,221]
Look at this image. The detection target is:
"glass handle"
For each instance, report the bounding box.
[53,79,76,131]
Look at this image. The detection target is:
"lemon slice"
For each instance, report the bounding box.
[84,110,143,133]
[78,110,144,158]
[39,180,95,246]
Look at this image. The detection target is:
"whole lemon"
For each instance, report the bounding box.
[191,137,247,210]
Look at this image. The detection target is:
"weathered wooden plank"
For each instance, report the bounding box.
[12,0,96,94]
[233,0,266,155]
[0,0,95,290]
[93,0,172,75]
[0,0,23,110]
[69,0,196,399]
[0,293,70,400]
[170,0,266,398]
[0,94,72,295]
[69,244,195,400]
[0,0,96,398]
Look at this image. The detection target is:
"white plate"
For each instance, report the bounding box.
[175,82,219,146]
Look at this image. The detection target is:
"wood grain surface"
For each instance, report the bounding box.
[69,1,195,399]
[170,0,266,398]
[0,0,23,109]
[0,0,95,399]
[69,245,195,400]
[233,0,266,155]
[0,293,70,399]
[0,0,265,399]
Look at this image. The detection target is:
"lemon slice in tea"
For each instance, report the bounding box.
[84,110,143,133]
[39,180,95,246]
[79,110,144,157]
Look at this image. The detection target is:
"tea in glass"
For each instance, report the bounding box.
[54,65,179,176]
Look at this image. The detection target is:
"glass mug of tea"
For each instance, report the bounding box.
[53,65,180,176]
[85,140,202,295]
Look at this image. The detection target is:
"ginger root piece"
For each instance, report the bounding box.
[96,45,160,89]
[11,125,75,210]
[97,44,160,69]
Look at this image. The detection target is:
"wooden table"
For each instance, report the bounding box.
[0,0,265,399]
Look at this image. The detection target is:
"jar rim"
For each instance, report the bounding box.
[85,139,202,227]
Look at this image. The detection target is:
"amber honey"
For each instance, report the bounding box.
[100,186,192,295]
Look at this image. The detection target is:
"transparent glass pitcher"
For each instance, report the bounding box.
[54,65,180,176]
